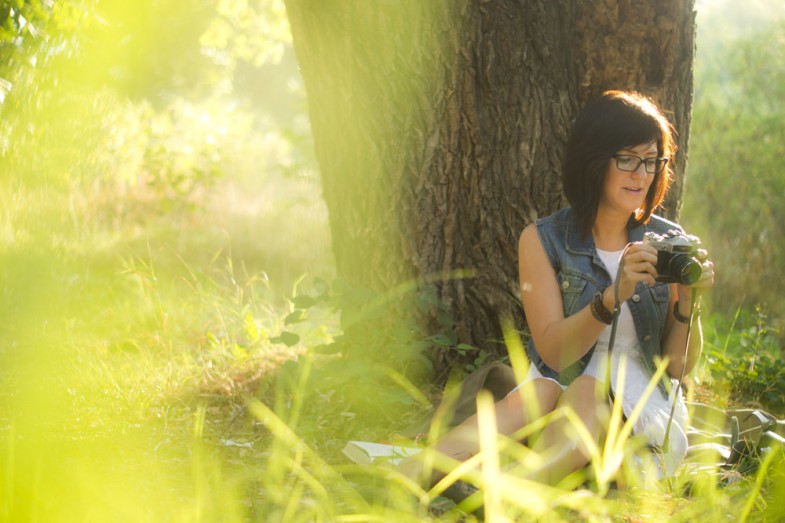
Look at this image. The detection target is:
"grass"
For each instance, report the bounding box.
[0,85,338,520]
[0,194,322,520]
[2,66,785,523]
[2,160,784,522]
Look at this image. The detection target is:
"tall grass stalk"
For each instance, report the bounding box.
[739,442,778,522]
[476,391,502,520]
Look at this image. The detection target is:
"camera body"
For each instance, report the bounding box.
[643,230,703,285]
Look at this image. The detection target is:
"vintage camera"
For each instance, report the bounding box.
[643,230,703,285]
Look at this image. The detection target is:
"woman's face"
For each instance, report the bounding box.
[600,141,658,215]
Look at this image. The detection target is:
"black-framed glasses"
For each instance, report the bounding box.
[612,154,669,174]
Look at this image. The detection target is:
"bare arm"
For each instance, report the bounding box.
[518,224,608,371]
[661,258,715,378]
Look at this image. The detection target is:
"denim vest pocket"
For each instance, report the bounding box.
[557,270,591,316]
[648,282,670,324]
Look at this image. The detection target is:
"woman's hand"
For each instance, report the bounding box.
[676,249,715,303]
[612,241,659,303]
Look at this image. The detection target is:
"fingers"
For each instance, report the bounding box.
[613,242,658,300]
[678,259,715,297]
[693,259,715,289]
[622,259,657,287]
[623,243,658,281]
[614,242,715,301]
[624,242,658,262]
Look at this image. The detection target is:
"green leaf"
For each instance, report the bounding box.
[271,331,300,347]
[291,295,317,309]
[429,333,455,347]
[311,343,342,355]
[284,310,306,325]
[243,311,263,342]
[437,311,455,329]
[313,277,330,297]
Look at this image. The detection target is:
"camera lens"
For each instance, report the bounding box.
[669,254,702,285]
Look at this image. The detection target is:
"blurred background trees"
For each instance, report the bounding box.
[683,0,785,325]
[0,0,325,294]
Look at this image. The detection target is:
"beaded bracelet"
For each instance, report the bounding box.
[590,290,613,325]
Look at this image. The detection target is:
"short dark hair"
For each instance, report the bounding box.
[562,90,675,238]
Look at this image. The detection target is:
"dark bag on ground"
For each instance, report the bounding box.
[686,401,785,471]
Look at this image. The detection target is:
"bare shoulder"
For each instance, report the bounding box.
[519,222,537,246]
[518,223,544,259]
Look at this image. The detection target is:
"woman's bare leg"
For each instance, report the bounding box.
[398,377,562,485]
[526,375,609,485]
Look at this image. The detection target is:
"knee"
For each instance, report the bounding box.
[570,374,602,390]
[565,375,607,404]
[513,377,563,409]
[528,431,593,485]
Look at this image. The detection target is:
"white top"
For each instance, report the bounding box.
[515,247,688,477]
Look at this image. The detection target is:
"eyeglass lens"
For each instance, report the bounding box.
[614,155,666,174]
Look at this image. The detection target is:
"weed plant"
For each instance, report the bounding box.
[697,306,785,417]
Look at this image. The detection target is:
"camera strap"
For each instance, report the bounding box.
[603,245,629,395]
[605,248,697,454]
[662,287,697,452]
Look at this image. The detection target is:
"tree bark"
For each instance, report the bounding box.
[284,0,695,378]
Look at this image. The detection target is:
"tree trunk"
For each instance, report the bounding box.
[284,0,695,378]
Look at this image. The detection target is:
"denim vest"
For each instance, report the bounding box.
[525,207,682,390]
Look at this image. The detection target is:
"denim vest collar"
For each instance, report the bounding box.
[564,215,646,258]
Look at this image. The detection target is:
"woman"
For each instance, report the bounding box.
[401,90,715,486]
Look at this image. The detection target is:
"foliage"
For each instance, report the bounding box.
[201,0,290,70]
[683,0,785,323]
[701,306,785,416]
[417,284,499,375]
[0,1,53,59]
[0,0,292,108]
